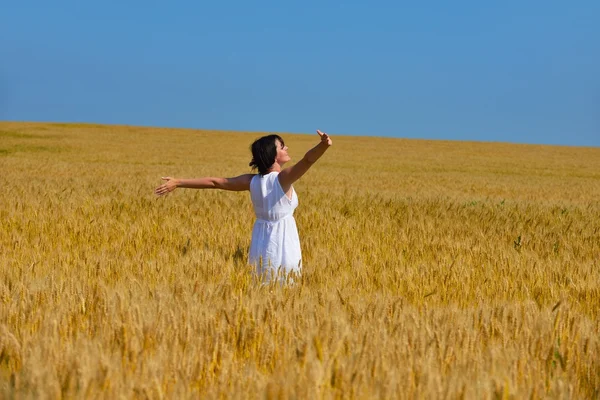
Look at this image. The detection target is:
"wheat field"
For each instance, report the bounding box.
[1,121,599,399]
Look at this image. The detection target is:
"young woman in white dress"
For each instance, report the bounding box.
[155,129,333,283]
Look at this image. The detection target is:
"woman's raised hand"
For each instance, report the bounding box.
[155,177,179,196]
[317,130,332,146]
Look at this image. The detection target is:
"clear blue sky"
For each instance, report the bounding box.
[2,1,598,146]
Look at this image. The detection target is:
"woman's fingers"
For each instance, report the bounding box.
[316,129,332,146]
[154,184,170,196]
[318,130,330,141]
[156,177,174,196]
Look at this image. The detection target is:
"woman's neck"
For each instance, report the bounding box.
[268,163,282,173]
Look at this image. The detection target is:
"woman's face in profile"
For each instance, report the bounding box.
[274,139,291,166]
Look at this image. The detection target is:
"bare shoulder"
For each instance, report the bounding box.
[217,173,255,191]
[238,173,256,182]
[278,159,312,192]
[235,173,256,189]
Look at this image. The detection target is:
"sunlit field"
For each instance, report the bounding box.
[1,121,599,398]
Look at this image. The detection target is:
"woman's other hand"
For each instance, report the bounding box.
[317,130,332,146]
[155,177,179,196]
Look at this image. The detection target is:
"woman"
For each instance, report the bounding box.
[155,129,332,283]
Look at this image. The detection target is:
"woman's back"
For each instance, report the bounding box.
[250,172,298,221]
[249,172,301,282]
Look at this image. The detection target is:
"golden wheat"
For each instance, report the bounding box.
[1,122,599,398]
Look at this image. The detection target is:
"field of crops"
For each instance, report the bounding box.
[1,121,599,398]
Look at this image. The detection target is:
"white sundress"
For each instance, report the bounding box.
[248,172,302,282]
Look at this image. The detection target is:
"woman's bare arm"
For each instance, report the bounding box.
[154,174,253,196]
[278,130,332,193]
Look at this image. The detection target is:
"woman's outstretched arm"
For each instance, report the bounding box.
[154,174,254,196]
[278,130,332,192]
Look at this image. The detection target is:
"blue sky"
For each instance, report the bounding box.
[1,1,598,146]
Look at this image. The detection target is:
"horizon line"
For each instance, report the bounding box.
[1,119,598,149]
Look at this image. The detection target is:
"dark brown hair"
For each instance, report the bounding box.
[249,134,284,175]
